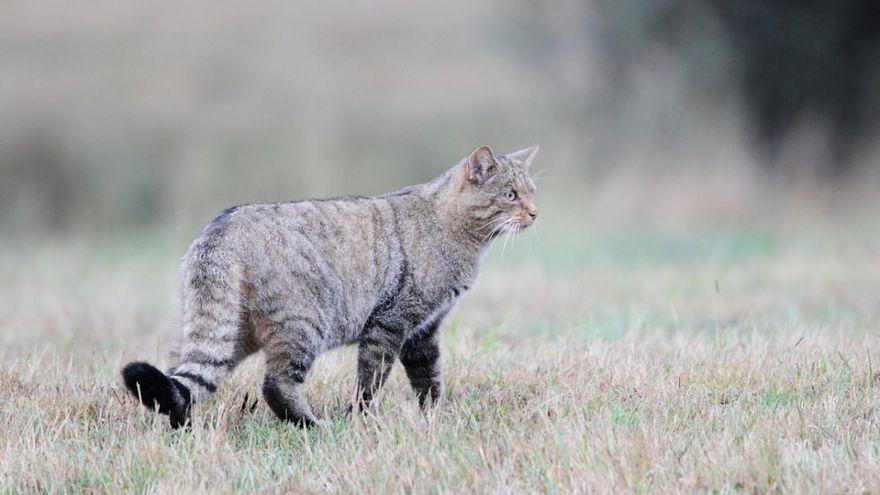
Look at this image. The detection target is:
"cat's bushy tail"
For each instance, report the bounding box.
[122,361,192,428]
[121,222,249,429]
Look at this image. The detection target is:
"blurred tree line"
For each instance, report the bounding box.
[520,0,879,174]
[1,1,878,233]
[641,0,880,176]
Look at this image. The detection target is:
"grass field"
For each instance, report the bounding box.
[1,213,879,493]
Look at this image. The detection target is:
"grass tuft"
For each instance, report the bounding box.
[1,225,879,492]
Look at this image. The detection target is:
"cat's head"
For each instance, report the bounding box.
[451,145,540,241]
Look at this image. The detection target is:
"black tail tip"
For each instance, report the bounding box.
[121,361,190,428]
[122,361,164,397]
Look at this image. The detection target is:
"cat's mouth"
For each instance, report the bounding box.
[512,221,530,232]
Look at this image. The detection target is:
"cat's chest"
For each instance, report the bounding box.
[405,283,466,336]
[397,263,475,329]
[414,257,477,303]
[367,234,480,333]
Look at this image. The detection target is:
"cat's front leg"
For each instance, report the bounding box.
[355,324,405,410]
[400,320,444,408]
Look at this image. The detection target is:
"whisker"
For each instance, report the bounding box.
[530,169,549,183]
[483,217,513,242]
[478,216,510,231]
[498,217,513,248]
[501,220,519,257]
[527,218,541,255]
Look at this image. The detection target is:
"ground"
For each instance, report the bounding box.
[1,214,879,493]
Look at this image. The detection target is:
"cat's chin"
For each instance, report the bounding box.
[515,221,534,232]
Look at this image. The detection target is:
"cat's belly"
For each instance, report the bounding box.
[373,285,466,340]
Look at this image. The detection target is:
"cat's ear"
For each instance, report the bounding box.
[465,145,498,184]
[507,145,540,168]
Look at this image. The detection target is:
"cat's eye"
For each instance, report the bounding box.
[506,190,517,201]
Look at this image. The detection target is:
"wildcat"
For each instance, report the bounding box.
[121,145,539,428]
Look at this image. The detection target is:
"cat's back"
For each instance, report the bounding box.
[197,197,381,256]
[184,192,441,284]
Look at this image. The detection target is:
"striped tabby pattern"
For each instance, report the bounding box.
[122,145,540,427]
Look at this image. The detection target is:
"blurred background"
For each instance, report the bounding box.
[2,0,880,355]
[4,3,880,489]
[2,0,879,237]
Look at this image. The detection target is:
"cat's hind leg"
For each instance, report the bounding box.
[261,318,322,426]
[122,249,253,428]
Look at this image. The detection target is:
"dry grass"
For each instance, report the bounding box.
[1,217,880,493]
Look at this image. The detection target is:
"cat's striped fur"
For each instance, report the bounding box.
[122,145,540,427]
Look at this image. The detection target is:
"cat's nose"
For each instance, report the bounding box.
[522,200,539,221]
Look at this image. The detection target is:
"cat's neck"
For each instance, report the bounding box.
[381,167,495,255]
[425,172,494,255]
